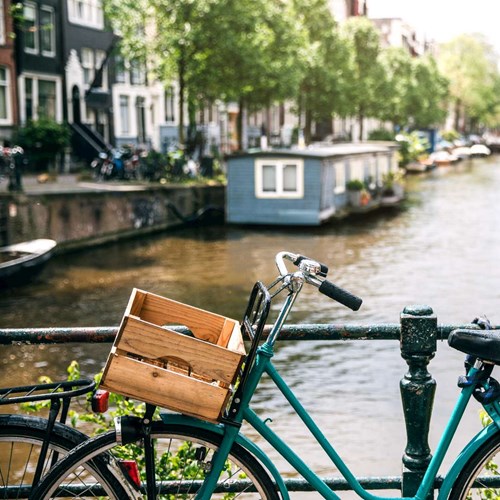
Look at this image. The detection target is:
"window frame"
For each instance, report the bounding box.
[40,6,55,57]
[255,158,304,199]
[23,2,38,54]
[0,66,11,124]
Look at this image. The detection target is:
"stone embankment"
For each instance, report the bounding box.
[0,175,225,251]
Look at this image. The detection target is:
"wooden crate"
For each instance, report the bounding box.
[100,288,245,422]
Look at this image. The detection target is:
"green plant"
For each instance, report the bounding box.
[346,179,365,191]
[440,129,460,143]
[368,128,395,141]
[13,118,71,172]
[395,131,430,167]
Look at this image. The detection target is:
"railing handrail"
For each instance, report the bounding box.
[0,323,479,345]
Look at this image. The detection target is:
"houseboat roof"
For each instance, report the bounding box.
[228,142,398,160]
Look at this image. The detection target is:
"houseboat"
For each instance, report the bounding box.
[226,142,401,226]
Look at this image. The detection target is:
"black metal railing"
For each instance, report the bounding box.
[1,304,496,496]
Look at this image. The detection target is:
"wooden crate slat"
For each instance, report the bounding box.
[138,291,225,344]
[101,355,228,422]
[119,316,244,385]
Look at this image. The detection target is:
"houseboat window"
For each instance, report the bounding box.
[40,7,55,56]
[262,164,277,192]
[349,158,364,181]
[23,3,38,53]
[255,158,304,198]
[283,164,297,191]
[334,162,346,194]
[0,67,8,121]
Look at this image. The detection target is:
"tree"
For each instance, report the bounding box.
[189,0,305,149]
[379,48,449,131]
[340,17,385,141]
[437,34,500,133]
[292,0,352,143]
[407,55,448,129]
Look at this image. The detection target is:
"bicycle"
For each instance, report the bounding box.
[30,251,500,499]
[0,378,126,498]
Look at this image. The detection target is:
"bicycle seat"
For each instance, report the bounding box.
[448,328,500,364]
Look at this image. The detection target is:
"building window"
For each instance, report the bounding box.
[165,85,175,122]
[115,55,126,84]
[119,95,129,134]
[22,76,59,122]
[255,158,304,198]
[68,0,104,29]
[40,7,55,56]
[0,66,10,122]
[24,3,38,53]
[38,79,56,118]
[130,59,146,85]
[0,0,5,45]
[81,48,94,85]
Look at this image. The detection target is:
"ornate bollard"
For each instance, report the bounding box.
[400,305,437,497]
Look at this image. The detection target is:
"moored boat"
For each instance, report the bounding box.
[0,239,57,287]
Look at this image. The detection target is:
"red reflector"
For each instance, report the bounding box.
[119,460,141,489]
[91,389,109,413]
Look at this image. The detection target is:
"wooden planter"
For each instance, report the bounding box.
[100,288,245,422]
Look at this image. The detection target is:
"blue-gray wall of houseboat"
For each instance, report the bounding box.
[226,144,398,226]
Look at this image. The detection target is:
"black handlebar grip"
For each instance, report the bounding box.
[319,280,362,311]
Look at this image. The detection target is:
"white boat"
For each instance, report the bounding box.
[470,144,491,157]
[0,239,57,287]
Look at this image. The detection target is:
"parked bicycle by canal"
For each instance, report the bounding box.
[28,250,500,499]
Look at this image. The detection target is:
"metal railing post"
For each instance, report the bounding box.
[400,305,438,497]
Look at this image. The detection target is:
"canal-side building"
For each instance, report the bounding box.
[61,0,116,160]
[226,142,400,226]
[0,0,18,142]
[15,0,64,125]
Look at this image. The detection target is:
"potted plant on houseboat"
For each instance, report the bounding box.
[346,179,371,207]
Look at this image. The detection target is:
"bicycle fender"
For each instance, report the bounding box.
[437,423,499,499]
[160,413,290,499]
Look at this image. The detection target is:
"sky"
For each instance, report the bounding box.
[367,0,500,54]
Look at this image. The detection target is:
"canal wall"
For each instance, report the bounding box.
[0,184,225,251]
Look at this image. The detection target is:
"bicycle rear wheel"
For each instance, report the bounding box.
[33,420,280,499]
[449,429,500,499]
[0,413,128,499]
[0,414,89,498]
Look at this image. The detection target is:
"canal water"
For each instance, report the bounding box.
[2,155,500,483]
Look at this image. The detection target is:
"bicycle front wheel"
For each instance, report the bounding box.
[33,421,280,499]
[449,429,500,499]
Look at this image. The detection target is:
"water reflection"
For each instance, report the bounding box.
[1,156,500,477]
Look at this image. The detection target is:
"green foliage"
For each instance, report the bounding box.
[13,119,70,171]
[368,129,395,141]
[395,132,430,167]
[346,179,364,191]
[438,34,500,132]
[340,17,385,139]
[440,129,460,142]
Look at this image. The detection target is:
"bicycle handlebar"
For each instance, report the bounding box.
[275,251,363,311]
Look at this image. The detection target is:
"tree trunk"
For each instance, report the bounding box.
[358,112,364,141]
[178,50,186,145]
[304,109,312,145]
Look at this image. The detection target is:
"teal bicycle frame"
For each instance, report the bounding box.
[166,265,500,499]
